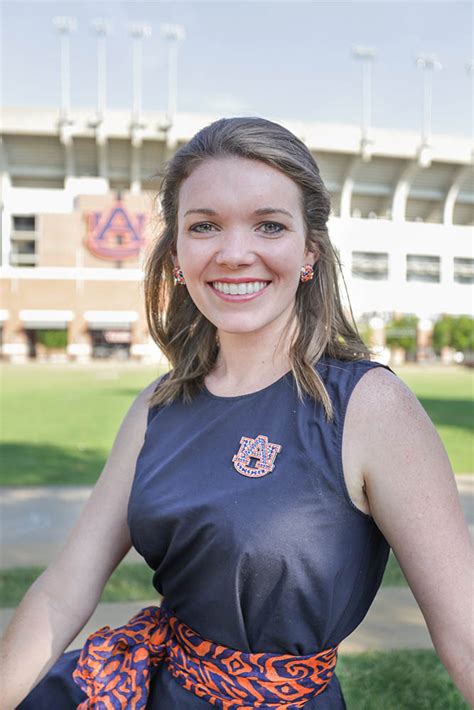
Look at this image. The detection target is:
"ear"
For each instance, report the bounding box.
[303,245,319,266]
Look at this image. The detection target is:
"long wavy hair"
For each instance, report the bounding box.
[144,116,371,420]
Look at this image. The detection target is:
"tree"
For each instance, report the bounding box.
[451,316,474,353]
[432,315,454,354]
[385,315,418,355]
[432,315,474,354]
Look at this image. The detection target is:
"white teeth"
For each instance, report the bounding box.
[212,281,268,295]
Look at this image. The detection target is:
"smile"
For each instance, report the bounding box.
[208,281,271,303]
[211,281,269,295]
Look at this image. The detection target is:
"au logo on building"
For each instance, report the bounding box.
[232,434,282,478]
[85,198,145,261]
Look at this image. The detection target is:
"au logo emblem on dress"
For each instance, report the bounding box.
[232,434,282,478]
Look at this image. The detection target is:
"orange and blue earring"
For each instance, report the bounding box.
[300,264,315,282]
[172,266,186,285]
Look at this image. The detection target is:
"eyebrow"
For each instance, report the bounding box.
[183,207,294,218]
[254,207,294,218]
[183,208,218,217]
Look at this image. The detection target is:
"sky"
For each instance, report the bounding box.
[1,0,472,137]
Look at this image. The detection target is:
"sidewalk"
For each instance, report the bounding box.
[0,476,472,653]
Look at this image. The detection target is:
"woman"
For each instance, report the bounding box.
[2,117,472,709]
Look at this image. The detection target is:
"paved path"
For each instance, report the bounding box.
[0,476,472,652]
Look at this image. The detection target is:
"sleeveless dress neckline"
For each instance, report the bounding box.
[201,354,330,401]
[201,369,293,401]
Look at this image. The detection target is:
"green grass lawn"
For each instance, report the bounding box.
[0,362,472,485]
[0,363,165,485]
[399,365,473,473]
[381,551,408,587]
[0,562,158,608]
[337,650,469,709]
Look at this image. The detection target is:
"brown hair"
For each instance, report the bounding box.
[144,116,371,420]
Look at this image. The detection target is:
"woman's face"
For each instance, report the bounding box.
[174,156,316,339]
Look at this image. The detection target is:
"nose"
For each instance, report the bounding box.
[214,228,257,269]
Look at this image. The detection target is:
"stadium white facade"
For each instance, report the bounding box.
[0,106,472,363]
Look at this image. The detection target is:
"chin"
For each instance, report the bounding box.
[213,318,277,337]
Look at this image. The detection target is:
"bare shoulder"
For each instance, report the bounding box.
[350,364,416,413]
[122,375,163,429]
[342,366,400,515]
[347,364,424,443]
[100,373,163,468]
[346,364,442,483]
[341,365,433,517]
[344,363,467,550]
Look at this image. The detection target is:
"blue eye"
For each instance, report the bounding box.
[259,222,285,235]
[189,222,217,233]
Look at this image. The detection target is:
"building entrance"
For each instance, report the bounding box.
[90,328,131,360]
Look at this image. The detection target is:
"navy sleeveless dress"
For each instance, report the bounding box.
[19,356,395,709]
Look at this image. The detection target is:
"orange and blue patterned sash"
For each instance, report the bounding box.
[73,603,339,709]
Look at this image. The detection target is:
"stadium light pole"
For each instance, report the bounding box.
[352,45,376,158]
[416,53,442,148]
[129,22,152,128]
[91,18,111,124]
[161,24,186,128]
[466,62,474,163]
[52,16,77,123]
[466,62,474,129]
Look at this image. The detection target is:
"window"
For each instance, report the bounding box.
[10,239,37,267]
[352,251,389,280]
[454,257,474,284]
[11,214,37,267]
[12,215,36,231]
[406,254,440,283]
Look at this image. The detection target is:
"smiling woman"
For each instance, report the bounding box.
[144,117,369,412]
[4,118,473,710]
[172,156,313,343]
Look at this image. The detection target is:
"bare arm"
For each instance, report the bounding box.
[346,367,474,705]
[0,377,160,709]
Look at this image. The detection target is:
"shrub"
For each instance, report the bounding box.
[36,329,68,350]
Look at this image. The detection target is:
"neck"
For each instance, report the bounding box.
[211,317,298,388]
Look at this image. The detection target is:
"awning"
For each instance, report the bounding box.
[84,310,138,330]
[19,309,74,330]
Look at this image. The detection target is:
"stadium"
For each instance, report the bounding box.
[0,105,472,364]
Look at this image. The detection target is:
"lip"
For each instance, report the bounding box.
[207,281,270,302]
[207,278,272,284]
